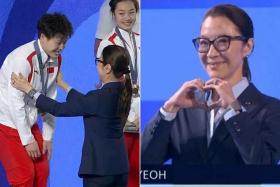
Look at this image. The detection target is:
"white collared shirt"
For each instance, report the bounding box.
[0,40,60,145]
[208,77,249,138]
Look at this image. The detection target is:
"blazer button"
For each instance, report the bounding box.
[233,121,241,132]
[245,101,252,105]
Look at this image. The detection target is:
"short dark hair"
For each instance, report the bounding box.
[109,0,139,13]
[37,12,73,39]
[203,4,254,81]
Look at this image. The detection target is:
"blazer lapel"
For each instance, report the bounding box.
[206,83,263,161]
[207,119,230,160]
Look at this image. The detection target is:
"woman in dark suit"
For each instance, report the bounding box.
[11,45,132,187]
[142,4,280,165]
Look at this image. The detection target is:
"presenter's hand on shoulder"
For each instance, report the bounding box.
[11,72,33,93]
[56,72,70,92]
[163,79,206,113]
[43,140,52,161]
[25,141,41,160]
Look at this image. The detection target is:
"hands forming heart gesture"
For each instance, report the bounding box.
[163,78,236,113]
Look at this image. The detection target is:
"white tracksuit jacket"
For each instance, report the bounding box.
[0,40,61,145]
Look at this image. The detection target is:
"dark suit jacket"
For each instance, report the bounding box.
[36,82,129,176]
[142,83,280,165]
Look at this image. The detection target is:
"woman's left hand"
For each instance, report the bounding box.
[11,72,33,93]
[203,78,235,109]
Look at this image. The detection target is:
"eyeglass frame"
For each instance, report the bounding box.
[95,58,104,65]
[192,35,248,53]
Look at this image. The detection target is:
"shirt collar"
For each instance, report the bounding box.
[118,27,131,40]
[232,77,249,99]
[99,81,122,89]
[207,77,249,105]
[38,39,54,64]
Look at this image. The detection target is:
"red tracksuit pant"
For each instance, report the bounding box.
[124,132,139,187]
[0,124,49,187]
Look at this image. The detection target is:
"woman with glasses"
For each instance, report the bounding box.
[142,4,280,165]
[11,45,132,187]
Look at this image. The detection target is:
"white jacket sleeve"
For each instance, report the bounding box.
[6,55,35,145]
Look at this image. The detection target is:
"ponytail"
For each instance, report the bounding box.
[242,57,251,81]
[118,73,132,127]
[101,45,133,126]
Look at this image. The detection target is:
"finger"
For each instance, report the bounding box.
[11,73,17,84]
[205,78,221,86]
[14,73,20,81]
[19,73,24,79]
[205,79,217,86]
[11,72,16,79]
[208,99,222,110]
[37,152,41,158]
[203,84,218,91]
[11,77,15,83]
[32,150,38,159]
[191,79,205,90]
[42,143,47,154]
[195,102,208,110]
[10,80,15,87]
[29,151,36,160]
[27,150,32,159]
[47,149,52,161]
[34,150,41,159]
[33,151,39,160]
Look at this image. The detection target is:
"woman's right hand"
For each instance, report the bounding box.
[163,79,206,113]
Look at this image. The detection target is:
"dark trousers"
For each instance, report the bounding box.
[83,174,128,187]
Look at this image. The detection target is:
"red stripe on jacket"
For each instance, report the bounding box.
[26,51,36,82]
[134,32,140,36]
[58,54,62,72]
[108,33,117,45]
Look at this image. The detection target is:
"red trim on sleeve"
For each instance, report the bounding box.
[108,33,117,45]
[26,51,36,82]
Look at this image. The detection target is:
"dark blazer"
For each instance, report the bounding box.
[142,83,280,165]
[36,82,129,176]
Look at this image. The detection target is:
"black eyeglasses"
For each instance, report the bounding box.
[95,58,104,65]
[192,35,247,53]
